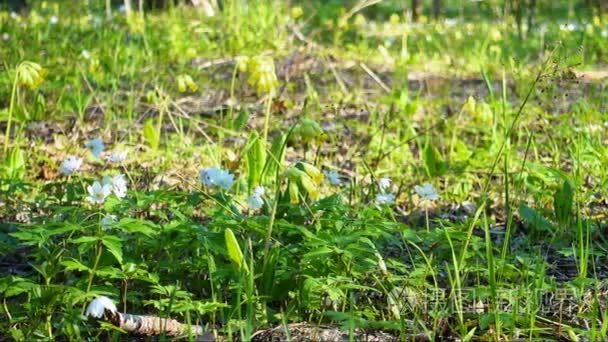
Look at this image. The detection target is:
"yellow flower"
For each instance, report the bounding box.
[490,28,502,41]
[289,181,300,204]
[127,13,145,34]
[88,58,100,73]
[291,6,304,20]
[299,174,320,200]
[284,166,321,202]
[298,162,324,185]
[16,62,45,90]
[247,56,278,94]
[354,14,366,29]
[236,56,250,73]
[293,118,324,145]
[177,74,198,93]
[389,14,400,25]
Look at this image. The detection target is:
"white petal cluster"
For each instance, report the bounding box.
[324,170,341,186]
[107,150,128,163]
[103,174,128,199]
[247,186,265,210]
[375,177,396,205]
[85,296,117,318]
[200,167,235,190]
[85,138,105,159]
[59,156,83,176]
[414,183,440,201]
[375,193,395,205]
[101,214,117,229]
[378,177,392,192]
[87,181,112,204]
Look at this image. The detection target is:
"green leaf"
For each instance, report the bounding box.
[143,118,160,150]
[224,228,247,272]
[263,133,287,181]
[101,235,123,264]
[423,142,446,177]
[61,259,91,272]
[553,179,573,226]
[70,236,100,245]
[233,109,250,130]
[2,147,26,179]
[519,204,554,233]
[246,131,265,192]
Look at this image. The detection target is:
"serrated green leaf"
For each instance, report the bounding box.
[102,235,123,264]
[61,259,91,272]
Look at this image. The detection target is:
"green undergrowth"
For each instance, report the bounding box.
[1,1,608,341]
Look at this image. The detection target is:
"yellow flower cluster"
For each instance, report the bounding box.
[127,13,145,34]
[285,162,324,204]
[16,62,45,90]
[176,74,198,93]
[237,56,279,94]
[292,118,325,145]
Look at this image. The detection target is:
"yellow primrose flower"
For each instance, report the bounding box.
[246,56,278,94]
[389,14,400,25]
[236,56,250,73]
[288,181,300,204]
[291,6,304,20]
[299,173,320,200]
[127,13,145,34]
[88,58,100,73]
[16,61,45,90]
[298,162,324,185]
[284,166,321,203]
[490,28,502,41]
[293,118,324,145]
[177,74,198,93]
[354,14,366,29]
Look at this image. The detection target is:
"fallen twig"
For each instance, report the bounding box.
[86,296,211,338]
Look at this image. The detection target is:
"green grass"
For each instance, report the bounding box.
[1,0,608,341]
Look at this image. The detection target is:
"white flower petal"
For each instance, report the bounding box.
[85,296,117,318]
[375,193,395,205]
[414,183,439,201]
[107,150,128,163]
[324,171,341,186]
[59,156,83,176]
[378,177,392,192]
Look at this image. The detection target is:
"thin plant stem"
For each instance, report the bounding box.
[3,75,18,155]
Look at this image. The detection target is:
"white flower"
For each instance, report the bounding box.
[10,12,18,20]
[2,33,9,41]
[378,177,392,192]
[87,181,112,204]
[200,167,235,190]
[107,150,128,163]
[49,15,58,25]
[81,50,91,59]
[101,214,117,229]
[85,138,105,159]
[375,193,395,205]
[247,186,265,210]
[59,156,83,176]
[103,174,128,198]
[324,170,341,186]
[85,296,117,318]
[414,183,440,201]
